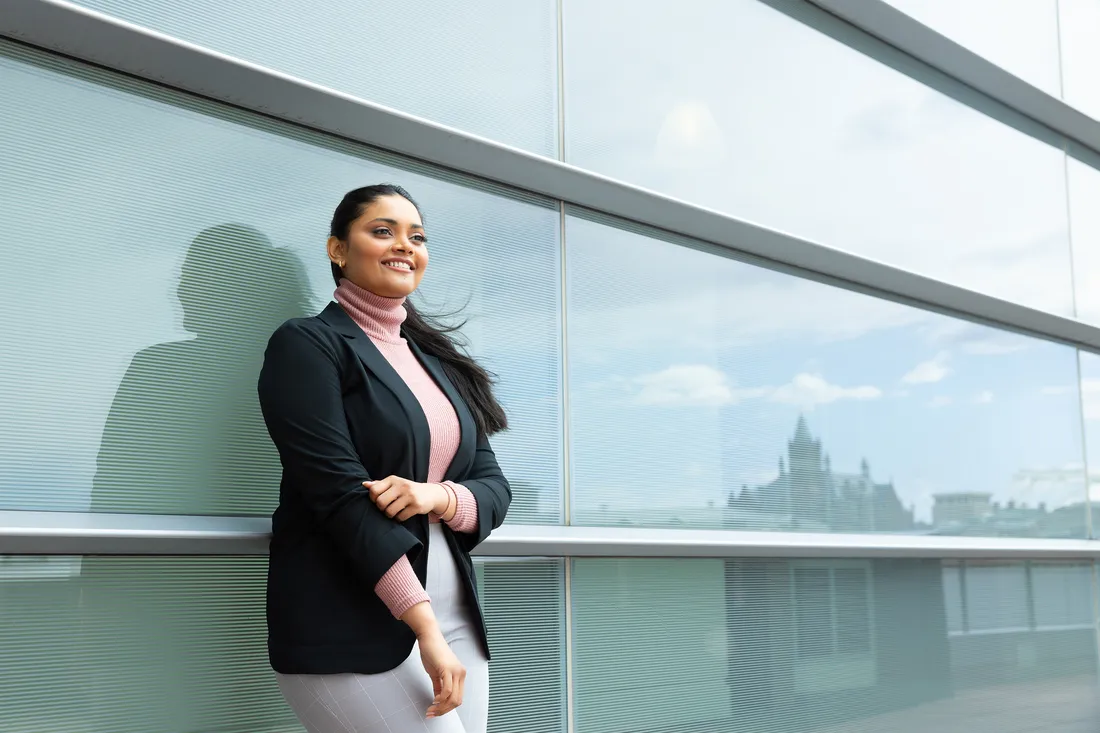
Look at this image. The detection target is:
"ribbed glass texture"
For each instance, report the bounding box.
[0,40,563,523]
[0,556,291,733]
[71,0,560,156]
[476,559,567,733]
[571,557,1100,733]
[565,210,1089,537]
[0,556,564,733]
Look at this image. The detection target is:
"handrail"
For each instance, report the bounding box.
[2,511,1097,559]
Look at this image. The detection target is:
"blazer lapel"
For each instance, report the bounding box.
[405,336,476,481]
[319,302,432,483]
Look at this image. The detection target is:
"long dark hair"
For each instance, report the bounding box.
[330,184,508,437]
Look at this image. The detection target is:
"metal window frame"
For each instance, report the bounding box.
[3,511,1098,559]
[4,0,1100,561]
[804,0,1100,157]
[6,0,1100,356]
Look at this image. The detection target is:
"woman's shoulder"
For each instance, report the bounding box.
[266,305,347,355]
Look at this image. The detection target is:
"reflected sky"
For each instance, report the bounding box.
[883,0,1100,123]
[71,0,560,155]
[1068,157,1100,323]
[563,0,1075,317]
[883,0,1063,95]
[0,42,562,521]
[566,213,1089,536]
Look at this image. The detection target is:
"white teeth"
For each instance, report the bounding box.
[385,261,412,271]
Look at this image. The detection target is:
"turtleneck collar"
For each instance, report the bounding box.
[334,278,407,344]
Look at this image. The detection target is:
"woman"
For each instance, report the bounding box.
[257,184,511,733]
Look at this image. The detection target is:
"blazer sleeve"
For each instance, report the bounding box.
[258,320,421,587]
[453,432,512,553]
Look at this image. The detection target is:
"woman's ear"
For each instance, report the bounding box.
[326,236,347,268]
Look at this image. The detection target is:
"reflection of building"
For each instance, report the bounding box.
[724,556,951,730]
[930,493,1092,538]
[932,492,994,527]
[728,417,915,533]
[723,556,1097,731]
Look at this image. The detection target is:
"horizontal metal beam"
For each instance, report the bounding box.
[2,511,1098,560]
[0,511,272,555]
[480,524,1100,560]
[805,0,1100,157]
[5,0,1100,353]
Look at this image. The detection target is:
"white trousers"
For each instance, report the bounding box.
[276,523,489,733]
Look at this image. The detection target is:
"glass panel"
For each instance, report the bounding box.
[0,556,294,732]
[882,0,1062,95]
[0,556,565,733]
[943,565,965,633]
[962,562,1030,632]
[565,212,1088,537]
[883,0,1100,124]
[71,0,559,155]
[475,559,567,733]
[1077,351,1100,532]
[1032,562,1095,629]
[571,557,1100,733]
[562,0,1074,314]
[1068,158,1100,325]
[1059,0,1100,121]
[0,40,563,522]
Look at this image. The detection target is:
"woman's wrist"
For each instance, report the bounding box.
[400,600,441,640]
[428,482,452,517]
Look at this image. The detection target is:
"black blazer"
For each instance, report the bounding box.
[257,301,511,674]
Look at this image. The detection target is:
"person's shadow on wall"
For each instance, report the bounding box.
[83,223,315,732]
[91,223,314,516]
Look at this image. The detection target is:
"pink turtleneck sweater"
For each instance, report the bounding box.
[335,278,479,618]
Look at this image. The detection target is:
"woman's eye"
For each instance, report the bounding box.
[372,227,392,236]
[412,234,427,243]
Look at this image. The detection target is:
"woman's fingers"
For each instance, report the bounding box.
[368,484,396,510]
[382,493,411,518]
[455,668,465,708]
[427,669,454,718]
[364,477,392,499]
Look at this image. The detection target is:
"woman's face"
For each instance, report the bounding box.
[329,194,429,298]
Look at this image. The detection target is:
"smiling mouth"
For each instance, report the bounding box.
[382,261,414,272]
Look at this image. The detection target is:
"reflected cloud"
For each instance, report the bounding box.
[921,320,1033,356]
[768,373,881,407]
[972,390,995,404]
[634,364,750,407]
[654,100,727,168]
[902,351,951,384]
[630,365,879,409]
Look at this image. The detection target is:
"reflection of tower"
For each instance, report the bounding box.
[732,417,915,533]
[788,416,827,523]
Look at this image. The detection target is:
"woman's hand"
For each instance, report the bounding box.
[365,476,449,521]
[400,602,465,719]
[417,628,466,718]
